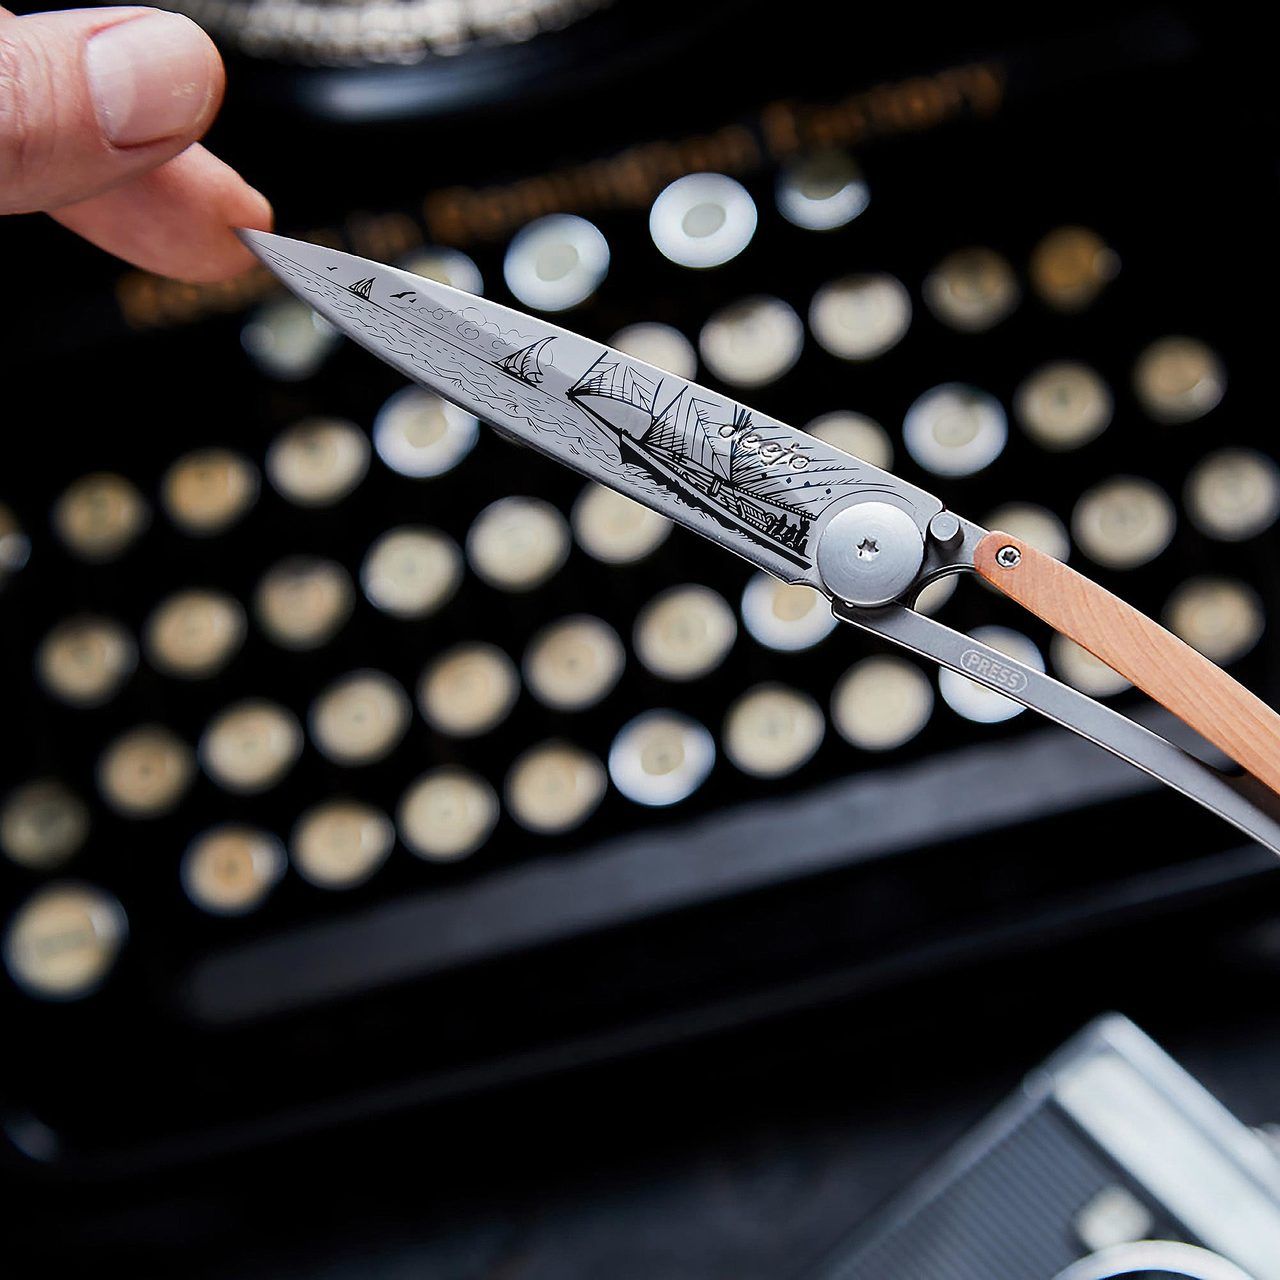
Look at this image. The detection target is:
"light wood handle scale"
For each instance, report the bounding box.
[974,531,1280,797]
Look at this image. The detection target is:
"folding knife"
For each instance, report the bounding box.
[241,230,1280,855]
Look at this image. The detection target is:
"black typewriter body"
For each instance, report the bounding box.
[4,5,1280,1274]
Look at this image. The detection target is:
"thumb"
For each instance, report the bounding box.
[0,6,224,216]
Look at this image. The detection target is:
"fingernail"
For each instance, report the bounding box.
[86,12,217,147]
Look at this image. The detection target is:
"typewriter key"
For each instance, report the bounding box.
[523,615,625,711]
[503,213,609,311]
[572,482,672,564]
[419,642,519,737]
[505,741,607,834]
[53,472,149,562]
[809,273,911,361]
[466,496,569,592]
[634,584,737,681]
[241,295,338,381]
[903,384,1007,477]
[723,684,824,778]
[291,801,394,889]
[144,590,246,679]
[398,767,498,861]
[699,296,803,388]
[608,710,715,807]
[361,527,462,618]
[831,656,933,751]
[181,826,285,915]
[1051,635,1130,698]
[1029,226,1119,311]
[397,246,483,295]
[776,150,869,230]
[805,411,893,470]
[161,448,259,535]
[98,725,193,816]
[0,502,31,573]
[37,615,137,707]
[266,417,370,507]
[1014,361,1113,451]
[1185,447,1280,542]
[939,626,1043,724]
[984,503,1070,562]
[309,669,410,766]
[740,573,837,652]
[1165,577,1264,665]
[3,883,127,1000]
[923,247,1020,332]
[649,173,758,268]
[1,780,89,871]
[200,700,302,794]
[256,556,354,648]
[373,387,479,478]
[610,323,698,379]
[1072,477,1175,569]
[1134,336,1225,424]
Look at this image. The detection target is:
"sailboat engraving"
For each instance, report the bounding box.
[494,336,555,387]
[348,277,375,300]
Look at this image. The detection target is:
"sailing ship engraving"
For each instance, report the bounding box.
[348,277,375,300]
[494,336,555,387]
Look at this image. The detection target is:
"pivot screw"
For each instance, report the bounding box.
[995,544,1022,568]
[856,536,880,560]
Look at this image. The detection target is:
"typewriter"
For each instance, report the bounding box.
[4,3,1280,1271]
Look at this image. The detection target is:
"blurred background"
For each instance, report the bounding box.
[4,3,1280,1275]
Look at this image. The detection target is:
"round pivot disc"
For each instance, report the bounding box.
[816,502,925,607]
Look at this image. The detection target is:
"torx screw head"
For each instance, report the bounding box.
[995,544,1022,568]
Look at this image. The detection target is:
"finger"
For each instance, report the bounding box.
[52,141,273,281]
[0,6,224,214]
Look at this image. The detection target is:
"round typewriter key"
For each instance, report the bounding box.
[291,800,394,889]
[361,527,462,619]
[506,741,607,835]
[504,213,609,311]
[397,246,483,295]
[805,411,893,470]
[809,274,911,361]
[938,625,1043,725]
[466,496,569,592]
[200,700,302,794]
[1165,577,1264,665]
[649,173,758,268]
[776,150,869,231]
[398,767,498,862]
[373,387,479,479]
[984,503,1070,562]
[572,482,672,564]
[1133,336,1226,424]
[1185,447,1280,542]
[53,472,149,562]
[419,642,519,737]
[1050,635,1130,698]
[740,573,837,652]
[0,502,31,574]
[608,710,715,807]
[144,590,246,679]
[1029,226,1119,311]
[699,296,803,388]
[256,556,354,649]
[98,725,193,817]
[923,247,1020,332]
[4,883,127,1000]
[523,615,625,711]
[832,656,934,751]
[723,684,824,779]
[634,584,737,681]
[1072,477,1175,569]
[903,384,1007,477]
[267,416,370,507]
[241,295,338,381]
[181,826,285,916]
[161,448,259,535]
[37,615,136,707]
[1014,360,1113,451]
[1,780,89,871]
[610,323,698,379]
[913,574,958,616]
[309,669,410,766]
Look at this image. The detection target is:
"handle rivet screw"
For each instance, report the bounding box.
[996,545,1022,569]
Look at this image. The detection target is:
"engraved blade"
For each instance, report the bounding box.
[241,231,944,588]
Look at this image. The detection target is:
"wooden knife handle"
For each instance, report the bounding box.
[974,531,1280,797]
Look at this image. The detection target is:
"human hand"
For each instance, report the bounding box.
[0,5,272,280]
